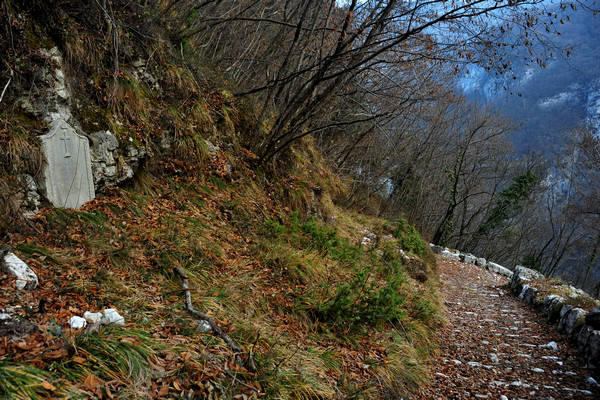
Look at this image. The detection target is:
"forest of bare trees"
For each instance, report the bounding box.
[6,0,600,293]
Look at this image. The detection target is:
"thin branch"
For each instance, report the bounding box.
[173,266,245,368]
[0,76,11,104]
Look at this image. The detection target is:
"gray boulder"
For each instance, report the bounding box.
[584,330,600,368]
[460,253,477,264]
[542,295,565,322]
[559,307,586,335]
[475,257,487,267]
[522,286,538,305]
[510,265,543,293]
[486,262,514,278]
[441,250,460,261]
[1,252,38,290]
[586,308,600,330]
[578,325,594,352]
[430,244,444,254]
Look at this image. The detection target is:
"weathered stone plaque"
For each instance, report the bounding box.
[40,119,95,208]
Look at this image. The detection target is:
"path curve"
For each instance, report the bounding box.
[414,256,600,399]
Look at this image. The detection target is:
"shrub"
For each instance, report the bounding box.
[394,218,427,257]
[309,269,407,331]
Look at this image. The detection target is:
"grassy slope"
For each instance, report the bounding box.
[1,139,442,399]
[0,5,442,397]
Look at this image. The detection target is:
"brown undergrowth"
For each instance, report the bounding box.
[1,138,442,398]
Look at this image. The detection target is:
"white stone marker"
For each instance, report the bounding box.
[40,119,95,208]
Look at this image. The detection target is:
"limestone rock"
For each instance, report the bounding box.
[101,308,125,325]
[68,316,87,329]
[18,174,41,214]
[584,330,600,368]
[543,295,566,322]
[559,307,586,335]
[195,320,212,333]
[475,257,487,267]
[430,244,443,254]
[17,47,72,123]
[205,140,220,159]
[510,265,543,293]
[540,341,559,351]
[486,262,513,278]
[441,250,460,261]
[39,119,95,208]
[586,308,600,330]
[83,311,103,324]
[1,252,38,290]
[578,325,594,352]
[522,286,538,305]
[460,253,477,264]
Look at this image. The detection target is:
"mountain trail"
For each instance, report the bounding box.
[414,257,600,399]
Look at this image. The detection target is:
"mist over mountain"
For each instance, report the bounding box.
[461,10,600,157]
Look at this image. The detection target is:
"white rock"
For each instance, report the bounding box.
[83,311,103,323]
[2,252,38,290]
[489,353,499,363]
[68,316,87,329]
[586,377,599,386]
[500,396,508,400]
[0,313,12,320]
[195,320,212,333]
[101,308,125,325]
[540,341,559,351]
[532,368,544,373]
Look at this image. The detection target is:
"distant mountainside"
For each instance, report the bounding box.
[461,10,600,157]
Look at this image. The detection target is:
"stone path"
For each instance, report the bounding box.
[414,256,600,399]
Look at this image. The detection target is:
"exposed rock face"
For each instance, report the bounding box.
[14,47,147,208]
[19,174,41,214]
[17,47,72,124]
[1,252,38,290]
[89,130,145,190]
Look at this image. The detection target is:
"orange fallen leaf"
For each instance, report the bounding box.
[157,385,169,397]
[83,374,100,391]
[72,356,87,364]
[41,381,56,391]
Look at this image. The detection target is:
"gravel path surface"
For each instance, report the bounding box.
[414,256,600,399]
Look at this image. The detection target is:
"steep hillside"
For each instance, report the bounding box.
[461,9,600,156]
[0,2,442,398]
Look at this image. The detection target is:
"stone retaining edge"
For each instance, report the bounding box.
[429,243,600,369]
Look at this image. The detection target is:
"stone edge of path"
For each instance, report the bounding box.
[429,243,600,369]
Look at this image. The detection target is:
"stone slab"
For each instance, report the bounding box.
[40,119,95,208]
